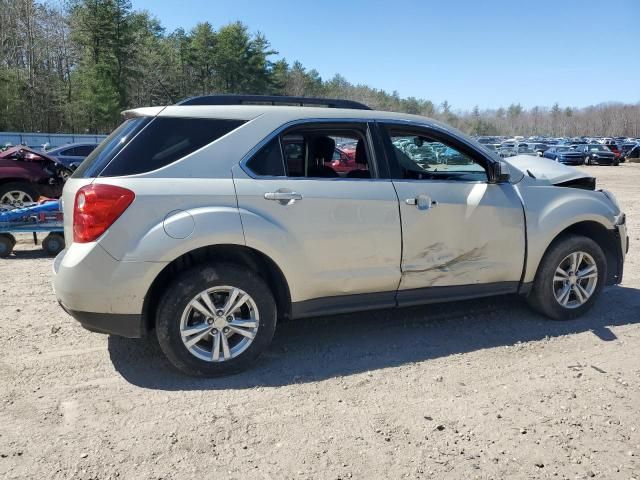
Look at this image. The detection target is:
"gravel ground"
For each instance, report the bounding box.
[1,165,639,480]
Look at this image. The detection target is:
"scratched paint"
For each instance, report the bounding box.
[399,243,495,289]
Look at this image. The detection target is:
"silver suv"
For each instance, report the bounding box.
[53,95,628,376]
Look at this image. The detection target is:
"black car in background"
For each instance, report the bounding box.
[621,142,640,161]
[573,144,619,166]
[542,146,585,165]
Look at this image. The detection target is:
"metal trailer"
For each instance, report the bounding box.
[0,201,65,257]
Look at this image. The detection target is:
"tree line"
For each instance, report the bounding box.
[1,0,639,137]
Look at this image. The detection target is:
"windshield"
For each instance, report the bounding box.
[588,145,609,152]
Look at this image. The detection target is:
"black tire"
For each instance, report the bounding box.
[0,234,15,257]
[42,233,65,256]
[527,234,607,320]
[156,263,277,377]
[0,182,39,206]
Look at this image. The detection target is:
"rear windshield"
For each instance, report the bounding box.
[73,117,245,178]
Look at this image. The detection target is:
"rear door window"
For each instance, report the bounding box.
[244,123,375,179]
[73,145,96,156]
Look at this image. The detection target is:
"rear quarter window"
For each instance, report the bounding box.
[99,117,245,177]
[73,118,151,178]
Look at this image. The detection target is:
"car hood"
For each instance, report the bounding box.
[504,155,595,187]
[585,151,614,156]
[0,146,70,169]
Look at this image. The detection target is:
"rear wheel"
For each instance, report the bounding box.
[42,233,65,256]
[156,263,277,376]
[527,235,606,320]
[0,182,38,207]
[0,233,15,257]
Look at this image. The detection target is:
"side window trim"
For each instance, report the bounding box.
[377,122,493,182]
[241,120,383,181]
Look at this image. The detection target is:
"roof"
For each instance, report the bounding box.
[176,94,371,110]
[123,104,445,127]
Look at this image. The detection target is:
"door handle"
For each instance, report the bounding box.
[264,190,303,205]
[405,194,438,210]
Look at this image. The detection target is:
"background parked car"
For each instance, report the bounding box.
[603,141,623,161]
[325,147,362,174]
[45,143,98,169]
[0,146,72,206]
[621,142,640,161]
[542,146,585,165]
[516,145,538,156]
[525,142,551,156]
[573,144,619,166]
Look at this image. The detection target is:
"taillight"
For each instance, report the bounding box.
[73,184,135,243]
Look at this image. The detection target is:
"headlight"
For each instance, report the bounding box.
[602,189,620,210]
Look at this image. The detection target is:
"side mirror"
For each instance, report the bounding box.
[494,161,511,183]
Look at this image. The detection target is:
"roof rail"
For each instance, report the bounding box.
[176,94,371,110]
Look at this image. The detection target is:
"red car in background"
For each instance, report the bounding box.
[324,145,369,174]
[604,143,623,161]
[0,146,72,206]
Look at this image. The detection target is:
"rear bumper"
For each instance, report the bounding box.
[52,242,166,336]
[58,301,144,338]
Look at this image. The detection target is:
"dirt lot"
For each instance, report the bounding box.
[1,165,639,480]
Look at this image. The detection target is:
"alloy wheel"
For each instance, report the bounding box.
[1,190,34,206]
[552,251,598,309]
[179,286,259,362]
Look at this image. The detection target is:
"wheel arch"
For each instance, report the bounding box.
[0,177,31,185]
[528,220,621,288]
[142,244,292,333]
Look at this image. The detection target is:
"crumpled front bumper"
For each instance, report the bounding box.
[611,213,628,285]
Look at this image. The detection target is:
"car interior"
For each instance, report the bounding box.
[281,129,371,178]
[390,133,487,181]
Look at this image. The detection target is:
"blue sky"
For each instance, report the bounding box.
[131,0,639,111]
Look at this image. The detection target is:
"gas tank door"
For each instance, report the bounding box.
[163,209,195,239]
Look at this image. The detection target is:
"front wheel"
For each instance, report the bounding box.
[527,235,607,320]
[156,263,277,377]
